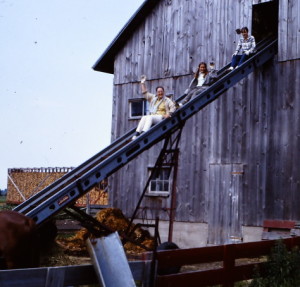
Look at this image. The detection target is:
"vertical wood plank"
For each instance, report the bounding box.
[108,0,300,230]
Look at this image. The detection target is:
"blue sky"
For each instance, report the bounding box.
[0,0,144,189]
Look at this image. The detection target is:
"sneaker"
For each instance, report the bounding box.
[228,66,234,71]
[131,132,140,140]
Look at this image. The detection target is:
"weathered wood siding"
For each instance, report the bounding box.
[114,0,254,84]
[278,0,300,61]
[108,0,300,234]
[207,164,244,245]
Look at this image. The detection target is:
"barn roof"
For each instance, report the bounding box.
[92,0,159,74]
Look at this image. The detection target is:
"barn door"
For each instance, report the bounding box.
[252,0,278,43]
[207,164,244,245]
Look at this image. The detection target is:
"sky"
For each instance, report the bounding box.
[0,0,144,190]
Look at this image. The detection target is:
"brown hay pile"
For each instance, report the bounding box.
[95,207,130,232]
[56,208,155,256]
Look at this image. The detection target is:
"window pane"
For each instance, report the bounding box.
[157,180,163,191]
[148,167,171,194]
[131,101,143,117]
[150,181,156,191]
[163,181,169,192]
[162,169,169,180]
[144,101,149,115]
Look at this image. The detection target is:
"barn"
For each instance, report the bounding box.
[93,0,300,248]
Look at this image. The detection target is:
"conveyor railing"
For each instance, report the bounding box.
[14,38,277,225]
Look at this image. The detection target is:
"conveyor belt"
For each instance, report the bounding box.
[14,38,277,225]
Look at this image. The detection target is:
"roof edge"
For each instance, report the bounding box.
[92,0,159,74]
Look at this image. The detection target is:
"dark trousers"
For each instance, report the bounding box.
[231,54,249,68]
[180,86,208,105]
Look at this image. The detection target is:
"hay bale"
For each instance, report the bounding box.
[6,167,108,206]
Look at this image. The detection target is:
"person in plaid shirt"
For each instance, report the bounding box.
[228,27,256,71]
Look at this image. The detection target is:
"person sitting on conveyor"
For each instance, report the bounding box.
[227,27,256,71]
[178,61,218,107]
[132,75,176,140]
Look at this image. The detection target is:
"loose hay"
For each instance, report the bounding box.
[56,208,155,256]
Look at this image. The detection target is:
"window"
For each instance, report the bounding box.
[147,167,171,196]
[129,98,148,119]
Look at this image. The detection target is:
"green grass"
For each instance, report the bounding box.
[0,196,15,211]
[0,196,7,203]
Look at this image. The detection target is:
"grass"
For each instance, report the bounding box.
[0,196,15,211]
[0,196,7,203]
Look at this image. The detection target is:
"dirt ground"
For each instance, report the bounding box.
[40,231,92,267]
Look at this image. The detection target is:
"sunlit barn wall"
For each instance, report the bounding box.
[106,0,300,244]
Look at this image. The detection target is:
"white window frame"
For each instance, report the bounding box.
[129,98,148,119]
[147,167,171,196]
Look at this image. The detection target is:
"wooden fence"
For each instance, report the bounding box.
[1,236,300,287]
[155,236,300,287]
